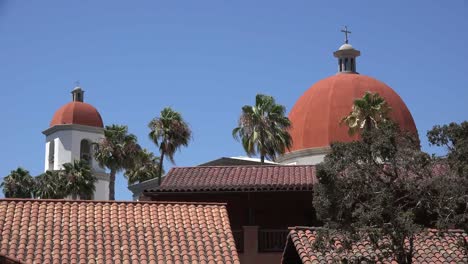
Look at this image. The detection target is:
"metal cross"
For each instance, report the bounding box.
[341,26,351,44]
[75,80,80,87]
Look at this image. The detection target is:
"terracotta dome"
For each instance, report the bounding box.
[50,101,104,128]
[288,74,417,152]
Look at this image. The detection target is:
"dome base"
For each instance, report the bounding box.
[278,146,331,165]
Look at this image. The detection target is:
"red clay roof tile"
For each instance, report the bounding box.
[0,199,240,264]
[145,165,316,193]
[282,227,468,264]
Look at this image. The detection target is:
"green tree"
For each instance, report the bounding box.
[94,124,141,200]
[313,122,467,263]
[341,91,391,135]
[60,160,97,200]
[425,121,468,231]
[34,170,67,199]
[1,168,35,198]
[427,121,468,177]
[232,94,292,163]
[148,107,192,185]
[124,149,163,185]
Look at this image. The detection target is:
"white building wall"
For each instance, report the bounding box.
[44,141,50,171]
[45,129,105,172]
[43,125,109,200]
[94,178,110,200]
[69,129,106,173]
[54,135,72,170]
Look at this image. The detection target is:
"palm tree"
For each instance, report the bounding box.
[124,149,163,185]
[232,94,292,163]
[341,91,391,135]
[1,168,35,198]
[61,160,97,200]
[148,107,192,185]
[34,170,67,199]
[94,124,141,200]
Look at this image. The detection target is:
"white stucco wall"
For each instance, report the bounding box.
[45,128,105,172]
[94,178,110,200]
[44,141,50,171]
[43,125,109,200]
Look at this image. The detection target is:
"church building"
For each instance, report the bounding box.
[42,86,110,200]
[143,34,419,264]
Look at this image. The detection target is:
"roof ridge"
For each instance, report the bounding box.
[0,198,227,206]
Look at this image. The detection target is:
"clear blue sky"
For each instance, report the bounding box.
[1,1,467,200]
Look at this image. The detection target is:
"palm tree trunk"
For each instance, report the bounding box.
[109,168,116,200]
[158,150,165,185]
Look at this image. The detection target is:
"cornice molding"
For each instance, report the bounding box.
[278,146,331,163]
[94,171,109,181]
[43,124,104,136]
[128,177,164,194]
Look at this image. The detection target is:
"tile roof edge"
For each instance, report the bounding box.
[288,226,325,231]
[171,164,317,169]
[144,188,314,193]
[287,226,467,234]
[0,198,228,206]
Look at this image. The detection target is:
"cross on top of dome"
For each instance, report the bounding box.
[341,26,351,44]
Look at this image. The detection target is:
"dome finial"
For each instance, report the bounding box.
[334,27,360,74]
[71,81,85,102]
[341,26,351,44]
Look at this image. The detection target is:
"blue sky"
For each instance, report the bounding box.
[0,1,467,200]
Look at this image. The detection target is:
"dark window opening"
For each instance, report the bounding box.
[48,141,55,168]
[80,139,91,164]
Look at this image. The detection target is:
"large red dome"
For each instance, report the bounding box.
[50,101,104,128]
[288,74,417,152]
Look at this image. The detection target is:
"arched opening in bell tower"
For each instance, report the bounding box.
[48,140,55,169]
[80,139,92,165]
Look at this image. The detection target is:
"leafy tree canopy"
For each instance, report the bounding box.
[61,160,97,200]
[149,107,191,185]
[2,161,97,200]
[94,124,141,200]
[313,122,467,263]
[1,168,35,198]
[341,91,391,135]
[125,149,163,185]
[427,121,468,177]
[232,94,292,163]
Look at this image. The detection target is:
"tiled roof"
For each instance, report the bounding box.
[282,227,468,264]
[145,165,317,193]
[0,199,239,264]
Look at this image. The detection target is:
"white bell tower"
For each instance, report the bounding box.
[42,84,109,200]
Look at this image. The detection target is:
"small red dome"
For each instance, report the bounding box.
[288,74,417,152]
[50,102,104,128]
